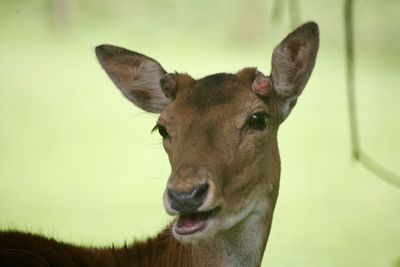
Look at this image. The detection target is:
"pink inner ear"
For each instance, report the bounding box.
[252,72,272,97]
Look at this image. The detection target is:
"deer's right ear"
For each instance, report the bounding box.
[95,45,171,113]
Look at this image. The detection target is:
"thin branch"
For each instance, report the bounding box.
[344,0,400,189]
[344,0,360,160]
[271,0,284,23]
[359,151,400,188]
[288,0,301,29]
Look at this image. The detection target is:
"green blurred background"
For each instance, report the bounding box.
[0,0,399,266]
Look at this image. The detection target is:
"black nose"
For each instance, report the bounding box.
[167,183,209,214]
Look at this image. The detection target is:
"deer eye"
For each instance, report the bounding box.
[248,112,268,130]
[152,124,169,139]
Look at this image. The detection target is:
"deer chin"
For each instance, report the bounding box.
[215,191,271,233]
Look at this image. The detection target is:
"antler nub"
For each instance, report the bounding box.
[252,71,272,98]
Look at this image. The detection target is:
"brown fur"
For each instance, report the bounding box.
[0,228,194,267]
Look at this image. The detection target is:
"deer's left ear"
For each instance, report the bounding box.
[271,22,319,120]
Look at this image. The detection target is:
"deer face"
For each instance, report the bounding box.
[157,70,281,243]
[96,22,319,244]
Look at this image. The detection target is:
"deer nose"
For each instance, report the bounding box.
[167,183,209,215]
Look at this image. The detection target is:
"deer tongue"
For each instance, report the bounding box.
[175,212,209,235]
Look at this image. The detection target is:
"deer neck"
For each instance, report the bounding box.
[191,196,274,267]
[190,150,280,266]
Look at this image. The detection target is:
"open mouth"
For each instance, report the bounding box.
[174,208,219,235]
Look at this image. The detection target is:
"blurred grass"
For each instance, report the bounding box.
[0,0,399,266]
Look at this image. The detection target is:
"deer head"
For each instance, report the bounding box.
[95,22,319,247]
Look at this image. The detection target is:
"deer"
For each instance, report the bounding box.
[0,22,319,267]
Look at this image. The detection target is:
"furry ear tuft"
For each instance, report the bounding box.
[160,73,195,99]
